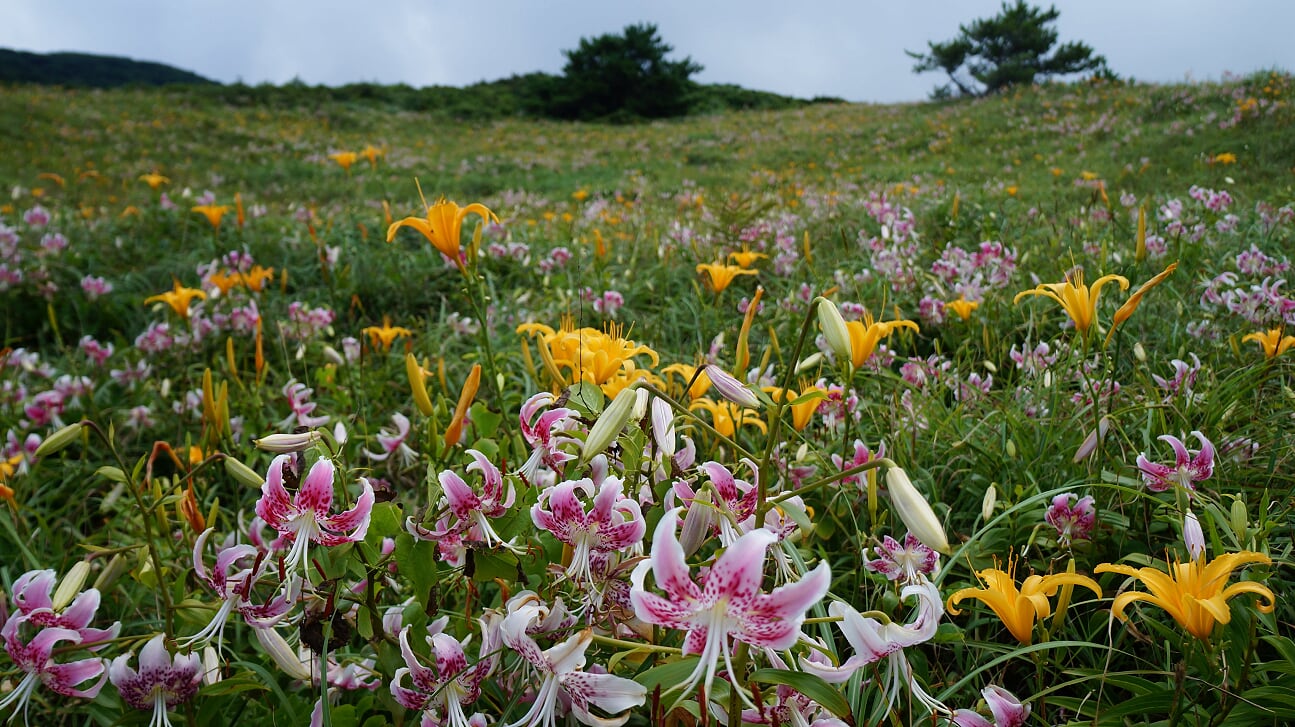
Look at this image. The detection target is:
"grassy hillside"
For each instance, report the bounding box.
[1,71,1293,726]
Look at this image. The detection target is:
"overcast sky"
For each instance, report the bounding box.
[4,1,1292,103]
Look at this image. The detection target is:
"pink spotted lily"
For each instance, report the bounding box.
[864,532,940,585]
[182,527,296,649]
[630,508,831,704]
[414,449,518,551]
[109,634,202,727]
[391,620,498,727]
[363,412,416,466]
[1135,431,1215,497]
[0,624,111,723]
[518,392,580,484]
[1044,493,1096,546]
[254,455,374,575]
[501,598,646,727]
[951,685,1032,727]
[531,474,646,585]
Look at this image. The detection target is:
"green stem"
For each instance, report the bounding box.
[755,298,823,523]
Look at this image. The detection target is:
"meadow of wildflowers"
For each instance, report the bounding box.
[1,72,1292,726]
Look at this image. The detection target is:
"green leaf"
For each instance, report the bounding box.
[363,501,402,547]
[634,656,701,696]
[95,465,127,483]
[198,673,269,697]
[470,549,519,583]
[393,533,439,610]
[749,668,851,718]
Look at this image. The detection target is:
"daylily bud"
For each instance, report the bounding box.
[406,353,435,416]
[254,627,312,681]
[34,421,84,459]
[223,455,265,487]
[1230,498,1248,539]
[885,467,951,554]
[254,431,321,454]
[981,484,997,522]
[93,553,129,591]
[582,385,639,462]
[815,297,852,364]
[704,364,760,409]
[1184,510,1205,560]
[52,561,92,610]
[795,352,824,373]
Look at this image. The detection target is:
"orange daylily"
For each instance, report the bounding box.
[1096,551,1274,642]
[946,298,979,321]
[191,204,231,230]
[948,557,1102,644]
[145,279,207,319]
[1105,261,1178,345]
[1014,270,1129,335]
[517,318,658,390]
[360,145,384,168]
[329,151,358,172]
[845,312,919,368]
[444,364,481,448]
[689,397,766,439]
[139,172,170,189]
[728,249,768,269]
[1242,328,1295,359]
[362,316,413,352]
[696,262,757,294]
[388,196,499,271]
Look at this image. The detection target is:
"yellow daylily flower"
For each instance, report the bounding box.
[328,151,358,172]
[191,204,231,230]
[517,318,658,389]
[38,172,66,188]
[243,265,276,292]
[388,196,499,271]
[145,279,207,320]
[1105,261,1178,346]
[948,557,1102,644]
[362,316,414,352]
[139,172,170,189]
[845,312,920,368]
[696,262,758,294]
[662,363,713,401]
[1014,270,1129,335]
[1242,328,1295,359]
[728,249,768,269]
[946,297,980,321]
[1211,152,1237,165]
[1,453,22,507]
[207,269,243,295]
[1095,551,1275,642]
[765,385,825,431]
[360,145,384,168]
[688,397,766,439]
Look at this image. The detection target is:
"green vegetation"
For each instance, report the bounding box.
[0,71,1292,726]
[0,48,214,87]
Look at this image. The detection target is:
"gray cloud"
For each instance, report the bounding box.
[3,0,1292,102]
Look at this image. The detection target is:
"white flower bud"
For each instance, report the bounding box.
[34,421,85,459]
[52,561,92,611]
[815,297,852,364]
[582,386,638,463]
[1184,510,1205,560]
[886,467,951,554]
[254,430,321,453]
[981,484,998,523]
[253,627,312,681]
[704,365,760,409]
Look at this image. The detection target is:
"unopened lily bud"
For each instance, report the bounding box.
[1230,498,1248,539]
[1072,416,1111,463]
[1184,510,1205,560]
[795,352,824,373]
[52,561,92,610]
[93,553,129,592]
[983,360,998,374]
[815,297,852,364]
[34,421,84,459]
[332,421,348,446]
[322,345,345,366]
[981,484,997,522]
[704,365,760,409]
[202,646,222,685]
[885,467,951,554]
[1133,342,1147,362]
[223,455,265,487]
[1005,439,1017,458]
[254,431,321,454]
[254,627,312,681]
[582,386,638,462]
[406,353,435,416]
[650,397,676,458]
[632,387,650,422]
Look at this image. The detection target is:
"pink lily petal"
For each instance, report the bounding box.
[296,458,337,514]
[645,509,702,601]
[255,455,297,524]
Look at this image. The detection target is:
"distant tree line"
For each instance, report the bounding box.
[1,27,843,122]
